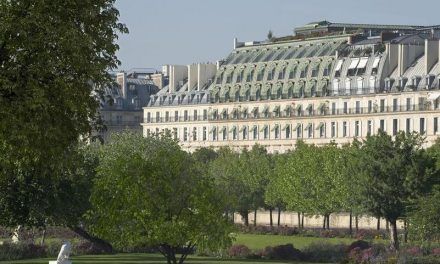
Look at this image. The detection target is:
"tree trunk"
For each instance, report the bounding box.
[70,226,113,253]
[326,214,330,230]
[349,212,353,235]
[243,213,249,226]
[301,213,304,228]
[277,207,281,227]
[269,208,273,227]
[297,212,301,228]
[253,209,257,227]
[355,215,359,231]
[377,217,381,230]
[403,219,408,243]
[389,219,399,251]
[322,215,326,230]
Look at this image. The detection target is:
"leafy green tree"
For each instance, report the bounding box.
[407,186,440,243]
[355,131,435,250]
[265,153,287,226]
[89,133,232,264]
[239,145,271,226]
[0,0,127,227]
[208,147,245,223]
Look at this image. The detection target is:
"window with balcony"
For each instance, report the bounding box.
[393,98,398,112]
[434,117,438,134]
[406,118,411,134]
[318,123,325,138]
[232,127,238,140]
[264,126,269,139]
[267,68,275,81]
[147,112,151,123]
[296,124,302,138]
[379,99,385,112]
[222,127,227,140]
[343,102,348,114]
[183,128,188,141]
[192,127,197,141]
[193,110,198,121]
[212,127,217,141]
[203,109,208,120]
[285,125,291,139]
[116,115,122,124]
[242,126,248,140]
[331,102,336,115]
[253,127,258,140]
[355,101,361,114]
[307,124,313,138]
[355,121,360,137]
[203,127,207,141]
[278,68,286,80]
[155,112,160,122]
[165,111,169,122]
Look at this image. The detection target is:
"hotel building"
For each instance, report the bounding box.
[142,21,440,153]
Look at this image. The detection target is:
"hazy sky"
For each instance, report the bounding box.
[115,0,439,71]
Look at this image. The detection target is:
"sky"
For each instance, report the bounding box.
[115,0,440,71]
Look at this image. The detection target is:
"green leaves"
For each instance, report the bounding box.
[89,133,233,254]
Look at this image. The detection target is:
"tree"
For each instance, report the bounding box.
[89,133,233,264]
[355,131,435,250]
[0,0,127,228]
[265,153,287,227]
[408,186,440,243]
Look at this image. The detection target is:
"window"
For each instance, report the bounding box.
[406,98,411,111]
[116,115,122,124]
[300,65,308,78]
[355,121,360,137]
[147,112,151,123]
[288,67,296,79]
[155,112,160,122]
[253,127,258,140]
[267,68,275,81]
[232,127,237,140]
[274,125,280,139]
[134,116,141,123]
[393,98,398,112]
[331,102,336,115]
[243,109,248,119]
[355,101,361,114]
[331,122,336,138]
[184,110,188,121]
[367,120,372,136]
[175,111,179,121]
[368,100,372,113]
[323,64,331,76]
[246,70,254,82]
[173,128,178,140]
[165,111,169,122]
[232,109,238,119]
[264,126,269,139]
[392,119,398,136]
[253,108,259,118]
[212,127,217,141]
[296,124,302,138]
[307,124,313,138]
[285,125,291,139]
[434,117,438,134]
[203,127,207,141]
[319,124,325,138]
[257,70,264,81]
[222,110,228,119]
[406,118,411,134]
[193,110,198,121]
[183,128,188,141]
[343,102,348,114]
[242,126,248,140]
[236,71,243,82]
[420,118,426,135]
[203,109,208,120]
[380,99,385,112]
[379,119,385,132]
[192,127,197,141]
[278,68,286,80]
[343,121,348,137]
[222,127,227,140]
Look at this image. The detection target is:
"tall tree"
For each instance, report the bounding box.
[0,0,127,227]
[89,133,233,264]
[355,131,435,250]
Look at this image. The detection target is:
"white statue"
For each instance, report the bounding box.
[11,225,22,244]
[49,241,72,264]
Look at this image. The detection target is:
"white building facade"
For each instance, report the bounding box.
[142,22,440,153]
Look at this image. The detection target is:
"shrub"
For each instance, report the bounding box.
[432,248,440,257]
[0,242,46,261]
[355,229,387,240]
[262,244,303,260]
[302,242,347,263]
[405,246,423,257]
[73,240,108,255]
[227,244,251,258]
[347,240,370,252]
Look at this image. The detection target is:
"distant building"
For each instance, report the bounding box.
[142,21,440,153]
[99,69,164,141]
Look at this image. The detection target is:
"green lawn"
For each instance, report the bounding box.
[235,234,356,250]
[1,253,321,264]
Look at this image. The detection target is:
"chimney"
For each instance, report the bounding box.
[169,65,188,93]
[151,73,163,89]
[197,63,217,91]
[425,39,439,75]
[398,43,424,76]
[188,64,198,91]
[116,72,127,98]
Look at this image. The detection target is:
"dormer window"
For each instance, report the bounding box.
[426,75,435,89]
[278,67,286,79]
[411,76,421,88]
[334,59,343,78]
[267,67,276,81]
[385,78,395,90]
[399,77,408,89]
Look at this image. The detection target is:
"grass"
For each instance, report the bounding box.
[0,253,322,264]
[235,234,356,250]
